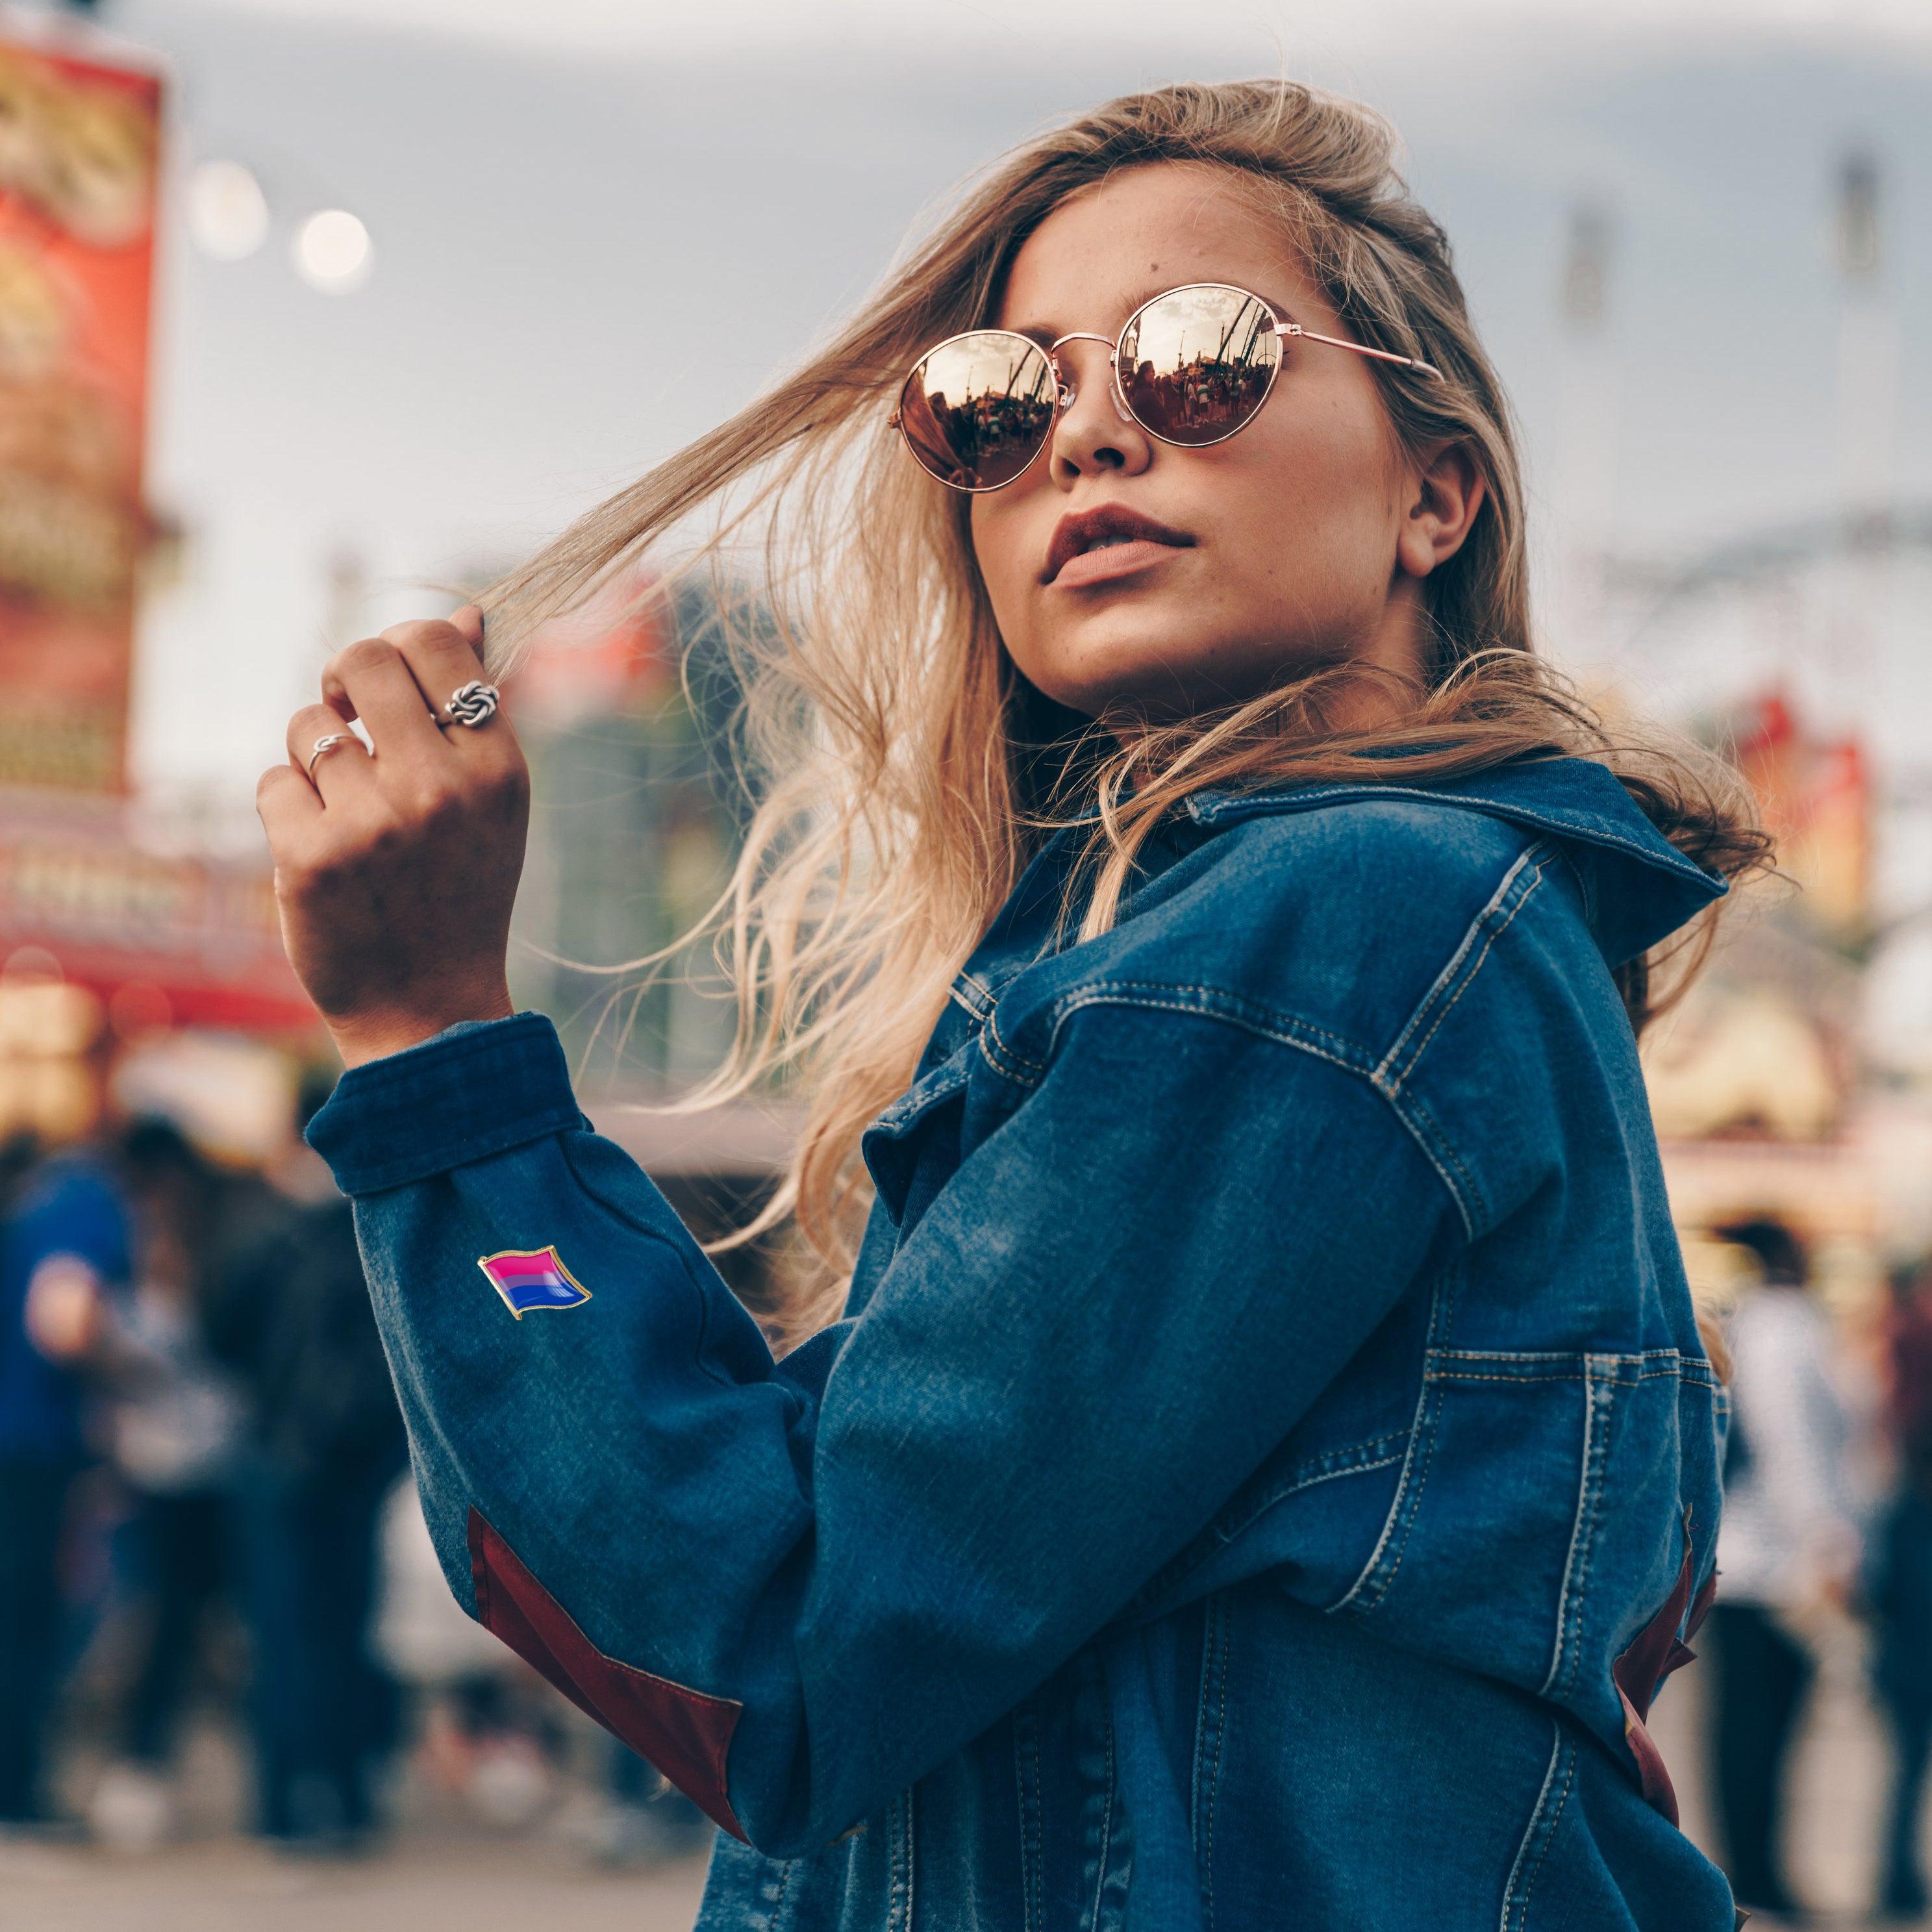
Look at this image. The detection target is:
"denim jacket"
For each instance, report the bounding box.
[308,755,1737,1931]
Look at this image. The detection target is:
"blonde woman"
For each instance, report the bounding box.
[260,82,1765,1931]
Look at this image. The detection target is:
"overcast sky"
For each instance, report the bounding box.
[164,0,1932,57]
[21,0,1918,822]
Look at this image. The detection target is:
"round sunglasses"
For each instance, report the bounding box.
[890,281,1442,494]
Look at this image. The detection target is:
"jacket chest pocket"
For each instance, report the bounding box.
[860,1045,975,1241]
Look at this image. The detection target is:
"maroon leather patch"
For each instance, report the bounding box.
[1610,1514,1712,1827]
[466,1507,749,1841]
[1612,1678,1678,1824]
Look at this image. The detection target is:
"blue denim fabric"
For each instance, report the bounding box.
[308,755,1737,1930]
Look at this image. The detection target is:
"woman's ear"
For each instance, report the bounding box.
[1395,442,1487,581]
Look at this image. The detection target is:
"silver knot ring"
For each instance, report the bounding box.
[306,732,353,780]
[442,679,501,728]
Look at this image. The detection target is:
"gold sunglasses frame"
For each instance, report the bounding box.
[889,281,1444,494]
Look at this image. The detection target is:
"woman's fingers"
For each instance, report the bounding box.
[292,616,512,813]
[377,616,498,733]
[257,761,321,840]
[264,608,528,1062]
[284,701,373,797]
[320,635,451,754]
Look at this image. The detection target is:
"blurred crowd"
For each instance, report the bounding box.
[1705,1218,1932,1924]
[0,1043,712,1868]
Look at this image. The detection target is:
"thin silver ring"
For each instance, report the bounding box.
[442,680,501,729]
[306,732,353,781]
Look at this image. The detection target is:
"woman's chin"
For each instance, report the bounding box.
[1023,633,1290,723]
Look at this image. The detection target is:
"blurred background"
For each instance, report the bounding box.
[0,0,1926,1926]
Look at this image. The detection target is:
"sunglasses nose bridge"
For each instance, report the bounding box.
[1045,330,1128,421]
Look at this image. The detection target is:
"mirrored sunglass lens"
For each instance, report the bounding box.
[899,334,1055,488]
[1117,287,1279,446]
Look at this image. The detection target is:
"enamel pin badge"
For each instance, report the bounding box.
[477,1246,592,1320]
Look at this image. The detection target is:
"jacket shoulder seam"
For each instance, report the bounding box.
[1375,841,1552,1098]
[978,982,1480,1239]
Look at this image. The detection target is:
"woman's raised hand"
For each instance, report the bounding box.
[257,608,531,1068]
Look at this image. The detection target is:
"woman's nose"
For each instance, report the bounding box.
[1048,341,1150,484]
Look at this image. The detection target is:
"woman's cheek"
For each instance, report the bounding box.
[969,512,1021,622]
[974,517,1041,653]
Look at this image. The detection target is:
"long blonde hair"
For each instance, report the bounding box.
[478,80,1770,1350]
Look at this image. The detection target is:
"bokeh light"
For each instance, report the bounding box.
[293,207,372,292]
[185,158,268,261]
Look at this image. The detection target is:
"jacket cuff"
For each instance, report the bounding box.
[306,1012,588,1196]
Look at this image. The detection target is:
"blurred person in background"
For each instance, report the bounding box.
[592,1738,714,1868]
[0,1103,131,1830]
[75,1118,247,1851]
[375,1471,561,1833]
[260,81,1773,1930]
[1707,1215,1861,1921]
[1869,1431,1932,1922]
[379,1461,710,1857]
[1881,1258,1932,1470]
[1868,1261,1932,1921]
[203,1070,407,1851]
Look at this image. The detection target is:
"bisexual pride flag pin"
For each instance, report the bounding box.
[477,1246,592,1320]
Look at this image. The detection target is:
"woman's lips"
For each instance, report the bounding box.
[1042,505,1196,584]
[1049,538,1190,589]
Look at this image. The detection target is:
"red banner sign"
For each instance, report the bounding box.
[0,31,160,792]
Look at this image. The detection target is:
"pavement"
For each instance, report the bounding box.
[0,1835,710,1932]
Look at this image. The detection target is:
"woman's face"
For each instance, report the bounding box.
[969,162,1483,721]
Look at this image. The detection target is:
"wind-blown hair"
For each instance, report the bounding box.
[477,80,1770,1351]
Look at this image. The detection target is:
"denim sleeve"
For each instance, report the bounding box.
[307,1006,1457,1857]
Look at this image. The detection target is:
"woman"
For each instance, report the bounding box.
[260,82,1766,1930]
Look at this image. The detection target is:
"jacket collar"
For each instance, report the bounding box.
[1182,755,1729,968]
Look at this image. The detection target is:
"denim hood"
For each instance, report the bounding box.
[1183,754,1727,970]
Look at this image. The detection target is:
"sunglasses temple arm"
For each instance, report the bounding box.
[1279,323,1444,381]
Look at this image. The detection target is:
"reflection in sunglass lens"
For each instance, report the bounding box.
[1117,286,1280,447]
[898,332,1055,490]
